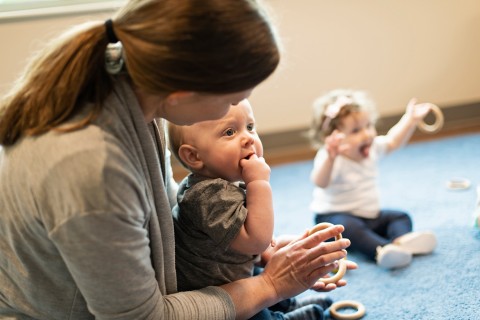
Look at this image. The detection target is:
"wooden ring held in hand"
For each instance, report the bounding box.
[418,103,444,134]
[330,300,366,320]
[308,222,347,284]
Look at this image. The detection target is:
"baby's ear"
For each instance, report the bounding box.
[178,145,203,171]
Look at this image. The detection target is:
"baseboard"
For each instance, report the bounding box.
[375,101,480,137]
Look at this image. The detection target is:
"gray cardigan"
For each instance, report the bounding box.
[0,79,235,319]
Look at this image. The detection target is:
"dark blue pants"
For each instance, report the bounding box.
[315,209,412,260]
[249,308,291,320]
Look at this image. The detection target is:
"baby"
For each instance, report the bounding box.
[169,99,334,319]
[308,89,437,269]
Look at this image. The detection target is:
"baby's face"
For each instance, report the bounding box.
[185,99,263,181]
[337,111,377,161]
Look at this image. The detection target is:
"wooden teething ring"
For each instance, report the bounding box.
[418,103,444,134]
[308,222,347,284]
[446,178,471,190]
[329,300,366,320]
[309,223,365,319]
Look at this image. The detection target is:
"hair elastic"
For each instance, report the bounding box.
[105,42,124,75]
[105,19,118,43]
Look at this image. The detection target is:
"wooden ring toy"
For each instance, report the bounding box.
[418,103,444,133]
[329,300,366,320]
[446,178,471,190]
[308,222,347,284]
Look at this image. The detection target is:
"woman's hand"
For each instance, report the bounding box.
[260,231,357,292]
[260,224,350,300]
[259,234,296,267]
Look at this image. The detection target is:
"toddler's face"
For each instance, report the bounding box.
[337,111,377,161]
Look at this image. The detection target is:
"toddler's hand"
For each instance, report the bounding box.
[240,154,271,184]
[325,130,349,159]
[406,98,432,122]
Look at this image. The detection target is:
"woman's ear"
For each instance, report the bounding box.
[165,91,195,107]
[178,144,203,171]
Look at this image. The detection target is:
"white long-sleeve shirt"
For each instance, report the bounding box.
[310,136,389,219]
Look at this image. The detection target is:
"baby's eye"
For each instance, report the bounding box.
[247,123,255,132]
[224,128,236,136]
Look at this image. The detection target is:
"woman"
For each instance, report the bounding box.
[0,0,352,319]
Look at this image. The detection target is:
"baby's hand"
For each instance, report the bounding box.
[325,130,349,159]
[406,98,432,122]
[240,154,271,184]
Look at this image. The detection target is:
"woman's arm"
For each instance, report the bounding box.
[223,224,350,319]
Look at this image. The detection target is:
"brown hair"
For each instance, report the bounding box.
[0,0,280,146]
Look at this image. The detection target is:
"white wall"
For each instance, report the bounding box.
[1,1,480,134]
[0,10,113,91]
[251,0,480,133]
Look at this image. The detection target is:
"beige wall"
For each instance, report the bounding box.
[1,1,479,134]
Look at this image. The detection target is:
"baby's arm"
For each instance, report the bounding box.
[385,98,431,153]
[230,154,273,255]
[310,130,346,188]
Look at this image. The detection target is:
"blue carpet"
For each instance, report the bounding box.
[269,133,480,320]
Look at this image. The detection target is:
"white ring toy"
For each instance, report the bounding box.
[330,300,366,320]
[308,222,347,284]
[418,103,444,133]
[446,178,471,190]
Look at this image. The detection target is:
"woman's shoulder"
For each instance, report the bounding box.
[27,126,144,207]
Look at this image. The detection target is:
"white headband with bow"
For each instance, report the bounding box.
[322,96,353,131]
